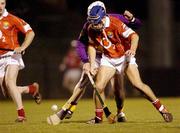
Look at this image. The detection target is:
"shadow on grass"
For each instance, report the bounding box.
[164,126,180,129]
[125,120,165,123]
[41,119,170,125]
[41,120,88,124]
[0,122,16,125]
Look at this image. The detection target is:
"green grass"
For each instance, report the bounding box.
[0,98,180,133]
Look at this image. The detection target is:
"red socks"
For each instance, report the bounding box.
[152,99,164,112]
[95,108,103,120]
[18,108,25,118]
[28,84,36,95]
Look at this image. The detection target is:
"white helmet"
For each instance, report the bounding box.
[87,1,106,16]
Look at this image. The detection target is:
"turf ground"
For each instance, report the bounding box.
[0,97,180,133]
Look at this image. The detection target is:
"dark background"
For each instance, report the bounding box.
[0,0,180,99]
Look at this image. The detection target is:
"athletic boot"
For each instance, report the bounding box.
[159,106,173,122]
[16,108,26,123]
[30,82,42,104]
[152,99,173,122]
[65,109,73,119]
[117,112,127,122]
[86,116,102,124]
[65,104,77,119]
[15,116,26,123]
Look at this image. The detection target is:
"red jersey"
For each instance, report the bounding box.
[88,16,136,58]
[0,10,33,55]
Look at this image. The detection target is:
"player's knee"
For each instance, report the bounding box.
[96,82,105,94]
[5,79,16,89]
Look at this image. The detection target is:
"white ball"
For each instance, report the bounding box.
[51,104,58,111]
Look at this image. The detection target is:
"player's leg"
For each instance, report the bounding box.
[62,71,89,115]
[126,64,173,122]
[5,65,26,122]
[113,73,127,122]
[0,62,9,97]
[47,71,89,125]
[126,64,157,101]
[0,77,9,97]
[17,82,42,104]
[87,66,116,124]
[0,74,41,103]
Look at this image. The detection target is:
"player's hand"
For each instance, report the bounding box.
[125,50,136,56]
[83,62,91,74]
[90,65,98,76]
[14,47,25,54]
[124,10,134,21]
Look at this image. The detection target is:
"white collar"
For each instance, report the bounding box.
[104,16,110,28]
[0,9,8,20]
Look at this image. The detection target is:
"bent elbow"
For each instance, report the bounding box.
[132,33,139,41]
[31,31,35,38]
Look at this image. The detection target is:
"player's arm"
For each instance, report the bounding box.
[123,10,142,29]
[76,41,88,63]
[76,23,89,63]
[76,40,92,74]
[109,10,142,30]
[13,16,35,53]
[88,44,96,76]
[125,33,139,56]
[17,31,35,52]
[117,20,139,56]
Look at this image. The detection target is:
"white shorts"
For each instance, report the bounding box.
[100,54,137,74]
[0,51,25,77]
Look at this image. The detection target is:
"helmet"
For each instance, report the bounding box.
[87,1,106,15]
[87,1,106,24]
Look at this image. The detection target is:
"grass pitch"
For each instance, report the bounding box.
[0,97,180,133]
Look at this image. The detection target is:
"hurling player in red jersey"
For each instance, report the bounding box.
[0,0,41,122]
[87,1,173,123]
[46,1,143,125]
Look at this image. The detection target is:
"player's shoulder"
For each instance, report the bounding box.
[109,15,123,24]
[8,13,20,19]
[7,13,24,23]
[108,15,124,28]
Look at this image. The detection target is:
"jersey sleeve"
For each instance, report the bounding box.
[11,15,33,34]
[76,40,89,63]
[117,20,136,39]
[127,17,142,30]
[76,22,89,63]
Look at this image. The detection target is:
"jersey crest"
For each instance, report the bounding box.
[107,31,113,38]
[3,21,10,29]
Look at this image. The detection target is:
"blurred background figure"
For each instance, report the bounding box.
[59,40,82,93]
